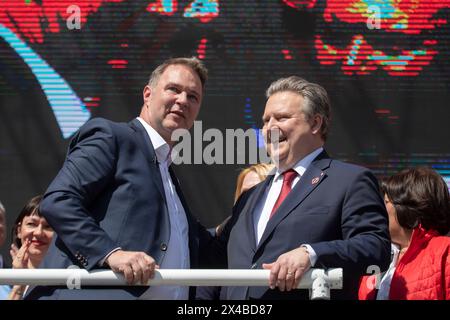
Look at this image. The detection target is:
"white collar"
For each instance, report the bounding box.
[136,117,171,165]
[273,147,324,181]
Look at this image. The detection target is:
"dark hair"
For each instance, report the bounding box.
[381,167,450,235]
[11,195,43,247]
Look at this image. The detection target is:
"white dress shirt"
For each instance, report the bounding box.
[136,117,190,300]
[253,147,324,265]
[376,244,400,300]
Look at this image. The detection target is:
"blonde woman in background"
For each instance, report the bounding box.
[234,163,275,203]
[217,163,275,235]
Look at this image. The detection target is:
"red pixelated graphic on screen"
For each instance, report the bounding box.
[281,49,293,60]
[284,0,449,76]
[0,0,123,43]
[282,0,318,9]
[146,0,178,16]
[375,108,399,124]
[315,35,438,76]
[183,0,219,23]
[84,97,101,109]
[146,0,219,23]
[197,38,208,59]
[107,59,128,69]
[323,0,449,35]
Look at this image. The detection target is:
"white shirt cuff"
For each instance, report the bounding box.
[301,244,317,267]
[98,247,122,267]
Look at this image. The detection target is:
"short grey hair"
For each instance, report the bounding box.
[0,201,5,215]
[266,76,331,140]
[148,57,208,88]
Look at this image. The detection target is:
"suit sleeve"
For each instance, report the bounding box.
[40,118,118,270]
[310,169,391,274]
[211,189,254,263]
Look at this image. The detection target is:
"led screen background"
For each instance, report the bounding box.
[0,0,449,262]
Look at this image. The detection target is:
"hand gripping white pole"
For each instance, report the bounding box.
[0,268,342,299]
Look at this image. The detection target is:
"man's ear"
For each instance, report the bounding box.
[143,85,152,103]
[311,114,323,135]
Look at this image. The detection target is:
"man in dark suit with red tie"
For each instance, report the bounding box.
[223,76,391,300]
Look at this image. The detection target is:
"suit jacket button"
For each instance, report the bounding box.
[251,263,257,269]
[160,243,167,251]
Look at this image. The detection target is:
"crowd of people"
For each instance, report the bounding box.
[0,57,448,300]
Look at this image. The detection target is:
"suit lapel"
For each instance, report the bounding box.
[241,177,273,253]
[129,119,166,202]
[257,151,332,250]
[168,166,192,218]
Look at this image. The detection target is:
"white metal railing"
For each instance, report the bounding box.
[0,268,342,300]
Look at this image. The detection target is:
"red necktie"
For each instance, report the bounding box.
[270,169,298,218]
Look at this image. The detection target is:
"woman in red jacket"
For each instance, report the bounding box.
[359,167,450,300]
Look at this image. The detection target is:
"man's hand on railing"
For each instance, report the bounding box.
[262,246,311,292]
[105,250,158,285]
[0,268,343,299]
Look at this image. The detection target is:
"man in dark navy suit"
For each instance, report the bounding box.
[26,57,219,299]
[223,76,391,299]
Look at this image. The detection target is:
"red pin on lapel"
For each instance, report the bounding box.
[311,177,320,184]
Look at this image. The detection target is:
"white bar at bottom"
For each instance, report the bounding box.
[0,268,342,289]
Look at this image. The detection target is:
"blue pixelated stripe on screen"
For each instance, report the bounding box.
[0,23,90,139]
